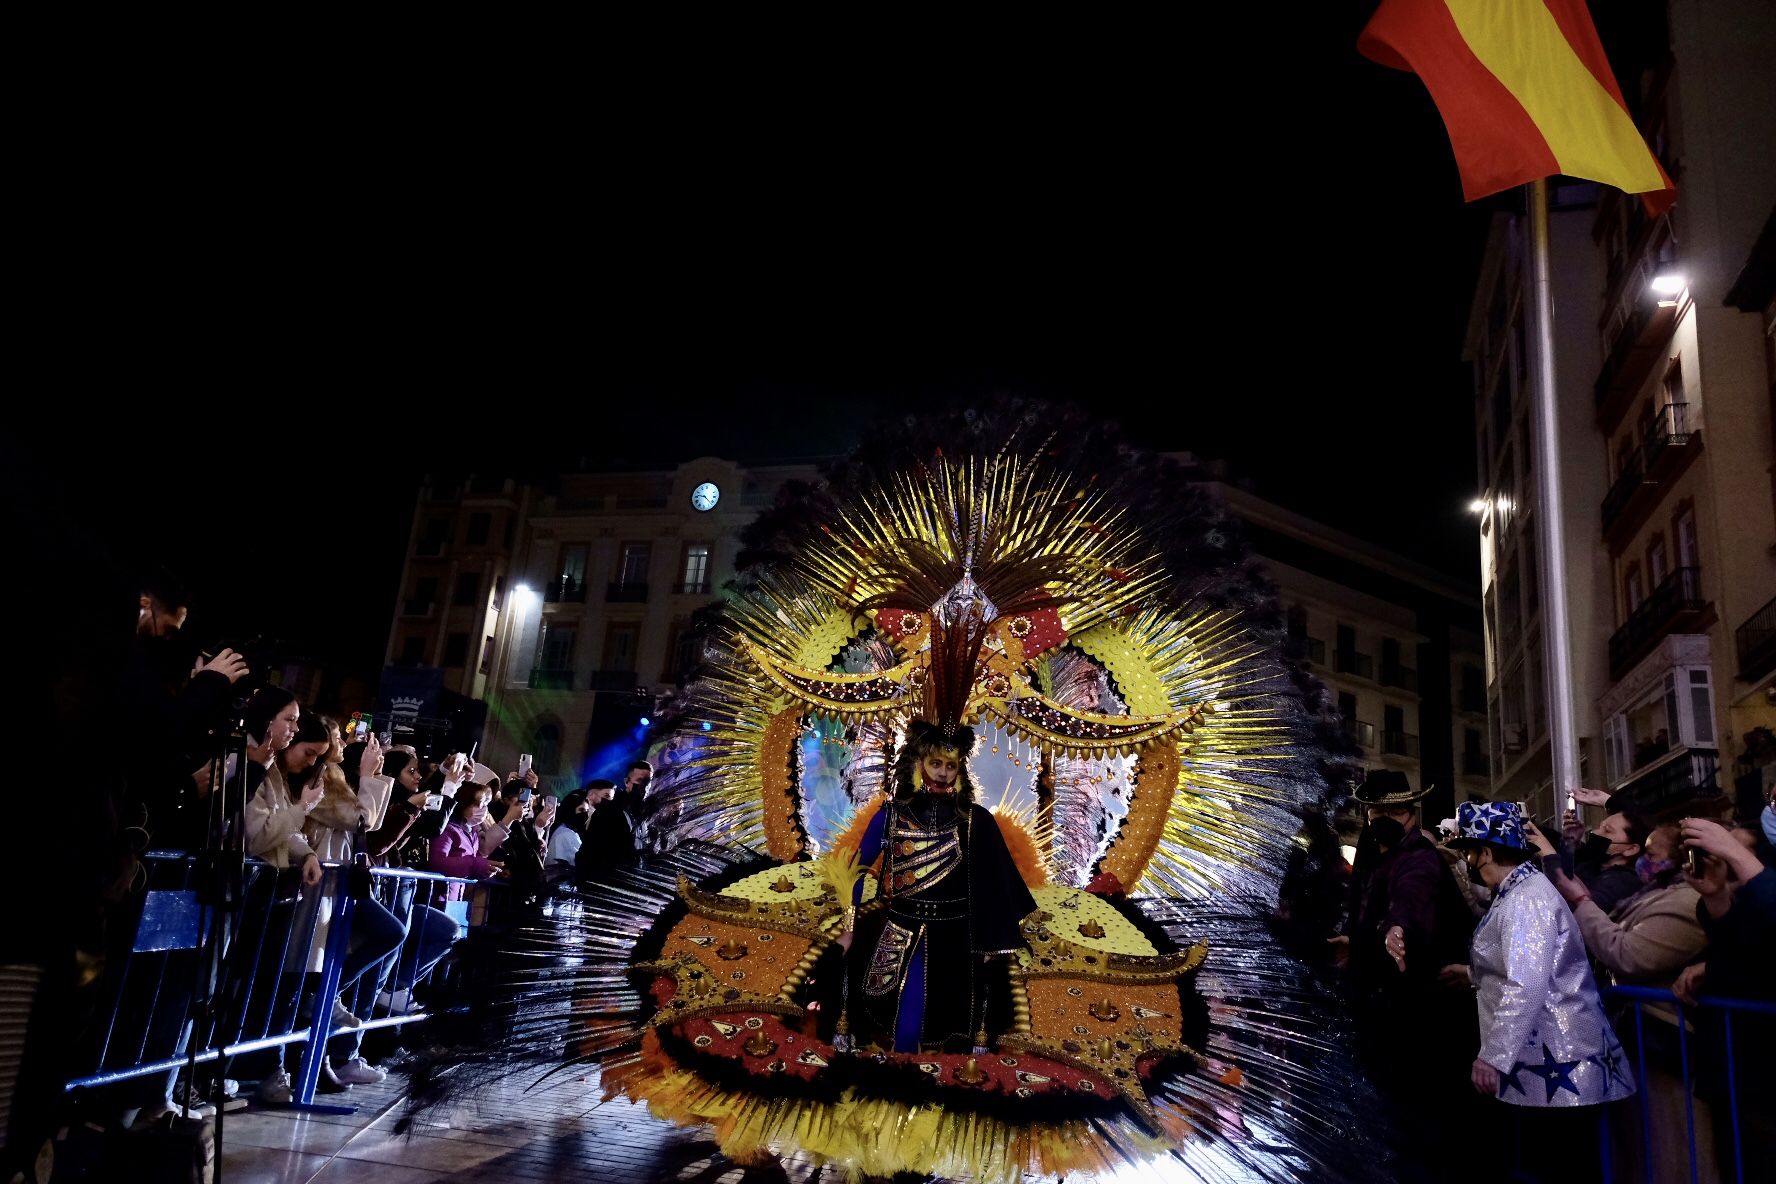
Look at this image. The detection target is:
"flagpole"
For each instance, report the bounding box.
[1527,178,1582,812]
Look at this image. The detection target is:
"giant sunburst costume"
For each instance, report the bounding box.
[413,402,1377,1182]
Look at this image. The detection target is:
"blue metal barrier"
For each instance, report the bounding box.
[66,853,480,1113]
[1599,984,1775,1184]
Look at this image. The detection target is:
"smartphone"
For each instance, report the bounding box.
[1682,845,1704,877]
[518,787,533,803]
[424,793,445,811]
[517,753,533,779]
[1565,791,1577,814]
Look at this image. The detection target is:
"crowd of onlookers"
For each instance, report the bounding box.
[5,566,675,1175]
[1277,763,1776,1184]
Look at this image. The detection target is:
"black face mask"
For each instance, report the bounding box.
[1368,817,1407,850]
[1465,857,1488,887]
[1576,833,1610,865]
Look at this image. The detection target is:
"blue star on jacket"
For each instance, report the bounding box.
[1499,1062,1529,1098]
[1523,1044,1581,1102]
[1589,1044,1628,1090]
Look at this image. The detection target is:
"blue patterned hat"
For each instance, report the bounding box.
[1449,800,1529,852]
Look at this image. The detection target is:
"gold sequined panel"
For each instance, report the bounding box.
[659,913,816,1001]
[1023,978,1183,1050]
[1097,741,1180,892]
[759,710,804,861]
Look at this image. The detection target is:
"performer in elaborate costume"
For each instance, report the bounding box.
[844,720,1035,1054]
[407,400,1390,1182]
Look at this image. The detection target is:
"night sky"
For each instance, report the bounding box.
[16,5,1506,696]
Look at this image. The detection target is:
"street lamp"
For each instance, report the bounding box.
[1649,262,1686,306]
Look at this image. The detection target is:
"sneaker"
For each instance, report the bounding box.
[332,1056,387,1086]
[376,988,419,1016]
[330,999,363,1030]
[257,1071,293,1105]
[315,1062,348,1094]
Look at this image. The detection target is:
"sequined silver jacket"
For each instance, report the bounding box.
[1471,863,1636,1108]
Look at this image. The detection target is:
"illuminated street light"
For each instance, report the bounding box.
[1649,264,1686,299]
[1467,498,1488,514]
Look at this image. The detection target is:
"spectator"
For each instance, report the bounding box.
[1541,818,1709,1181]
[1274,795,1353,960]
[546,788,596,884]
[1549,808,1649,917]
[1445,801,1633,1184]
[1546,822,1705,986]
[1674,817,1775,1170]
[1331,770,1477,1164]
[121,570,251,853]
[429,783,506,894]
[576,778,638,879]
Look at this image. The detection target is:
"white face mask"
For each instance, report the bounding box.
[1761,802,1776,850]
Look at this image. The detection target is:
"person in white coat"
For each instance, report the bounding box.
[1445,800,1634,1184]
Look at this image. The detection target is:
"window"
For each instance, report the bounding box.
[618,543,651,587]
[453,571,480,607]
[1461,665,1486,712]
[532,719,563,777]
[1646,534,1669,587]
[558,544,589,584]
[467,512,491,545]
[1624,563,1644,613]
[399,636,427,666]
[414,576,439,605]
[420,519,450,553]
[680,544,711,594]
[1674,506,1699,569]
[668,621,700,684]
[538,622,576,672]
[1337,691,1357,723]
[443,632,469,667]
[605,622,640,672]
[1662,360,1683,409]
[479,634,494,674]
[1689,669,1714,745]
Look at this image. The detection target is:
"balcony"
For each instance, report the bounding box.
[607,582,649,604]
[1602,403,1702,545]
[673,580,712,595]
[1381,730,1420,758]
[543,576,587,604]
[1335,650,1374,680]
[527,668,575,690]
[1737,595,1776,682]
[1615,747,1719,816]
[1348,720,1377,749]
[1379,663,1419,693]
[1462,750,1491,777]
[1285,634,1326,666]
[1609,566,1707,680]
[586,669,640,692]
[401,600,435,618]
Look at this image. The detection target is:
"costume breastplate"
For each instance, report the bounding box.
[884,799,963,896]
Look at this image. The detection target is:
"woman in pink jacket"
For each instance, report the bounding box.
[429,783,506,898]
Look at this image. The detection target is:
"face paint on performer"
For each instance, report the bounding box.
[920,745,962,793]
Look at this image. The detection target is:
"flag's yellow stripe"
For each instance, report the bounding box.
[1446,0,1666,194]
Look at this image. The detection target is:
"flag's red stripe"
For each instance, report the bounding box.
[1359,0,1561,200]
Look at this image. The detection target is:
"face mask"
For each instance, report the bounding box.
[1576,833,1610,864]
[1368,817,1406,849]
[1762,803,1776,849]
[1635,855,1677,884]
[1464,856,1487,887]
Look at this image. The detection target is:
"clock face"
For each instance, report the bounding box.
[691,482,721,512]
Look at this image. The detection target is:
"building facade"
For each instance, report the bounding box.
[1207,477,1488,825]
[1465,0,1776,822]
[388,458,821,789]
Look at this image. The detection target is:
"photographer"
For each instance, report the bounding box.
[122,570,252,853]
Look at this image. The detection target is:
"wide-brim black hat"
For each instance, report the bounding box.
[1352,769,1431,806]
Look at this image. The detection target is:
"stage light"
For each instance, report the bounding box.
[1467,498,1487,514]
[639,716,652,728]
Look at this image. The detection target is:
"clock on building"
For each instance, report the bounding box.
[690,481,721,512]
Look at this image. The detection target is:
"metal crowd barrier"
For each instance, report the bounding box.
[65,852,483,1112]
[1599,984,1776,1184]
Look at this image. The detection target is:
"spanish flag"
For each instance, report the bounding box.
[1359,0,1675,213]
